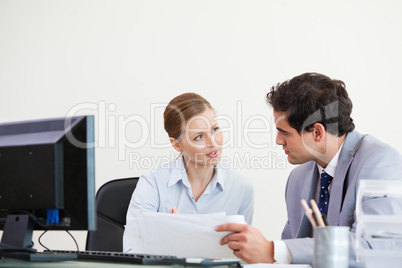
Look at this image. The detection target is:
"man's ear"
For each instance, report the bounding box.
[169,137,182,152]
[312,123,326,142]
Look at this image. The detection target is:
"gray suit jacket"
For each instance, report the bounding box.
[281,130,402,265]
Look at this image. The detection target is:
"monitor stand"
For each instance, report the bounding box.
[0,214,77,262]
[1,214,34,249]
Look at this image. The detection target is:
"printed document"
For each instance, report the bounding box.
[130,212,246,258]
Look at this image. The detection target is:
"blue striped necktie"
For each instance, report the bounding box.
[318,172,333,216]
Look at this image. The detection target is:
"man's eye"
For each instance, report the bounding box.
[212,127,219,132]
[279,130,289,136]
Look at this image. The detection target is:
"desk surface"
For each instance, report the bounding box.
[0,259,170,268]
[0,259,312,268]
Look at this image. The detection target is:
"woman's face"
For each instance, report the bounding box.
[175,108,223,167]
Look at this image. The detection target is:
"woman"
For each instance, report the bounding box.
[123,92,254,252]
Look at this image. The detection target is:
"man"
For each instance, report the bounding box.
[216,72,402,265]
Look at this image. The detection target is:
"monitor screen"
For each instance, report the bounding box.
[0,115,96,252]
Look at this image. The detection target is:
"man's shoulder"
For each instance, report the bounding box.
[361,134,398,151]
[353,132,401,160]
[345,131,402,179]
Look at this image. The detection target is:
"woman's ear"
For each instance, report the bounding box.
[169,137,182,152]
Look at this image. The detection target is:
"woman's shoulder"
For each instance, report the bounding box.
[141,158,183,181]
[218,165,253,187]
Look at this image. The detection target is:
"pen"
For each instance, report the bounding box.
[300,199,317,227]
[309,199,326,227]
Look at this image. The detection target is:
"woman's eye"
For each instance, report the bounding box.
[194,135,202,141]
[212,127,219,132]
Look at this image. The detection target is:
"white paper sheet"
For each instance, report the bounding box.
[130,212,246,258]
[243,264,311,268]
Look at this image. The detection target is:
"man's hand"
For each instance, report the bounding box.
[216,223,275,264]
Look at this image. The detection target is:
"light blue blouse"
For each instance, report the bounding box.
[123,156,254,252]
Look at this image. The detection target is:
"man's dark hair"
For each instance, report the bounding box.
[266,72,355,136]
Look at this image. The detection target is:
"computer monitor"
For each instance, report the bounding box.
[0,115,96,254]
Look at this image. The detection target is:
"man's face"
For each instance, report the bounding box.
[273,110,315,165]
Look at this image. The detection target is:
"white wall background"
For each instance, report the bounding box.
[1,0,402,252]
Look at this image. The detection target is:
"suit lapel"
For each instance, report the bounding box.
[327,131,365,225]
[296,162,319,238]
[327,154,353,225]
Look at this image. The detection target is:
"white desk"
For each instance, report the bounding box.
[0,259,172,268]
[0,258,317,268]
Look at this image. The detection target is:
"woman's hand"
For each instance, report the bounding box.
[169,206,179,214]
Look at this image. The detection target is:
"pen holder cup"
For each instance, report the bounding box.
[313,226,349,268]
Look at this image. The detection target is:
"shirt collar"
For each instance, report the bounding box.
[167,155,224,192]
[206,163,224,193]
[168,155,188,187]
[317,142,344,177]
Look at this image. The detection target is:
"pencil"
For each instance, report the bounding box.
[310,199,326,227]
[322,214,329,226]
[300,199,317,227]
